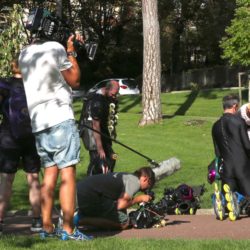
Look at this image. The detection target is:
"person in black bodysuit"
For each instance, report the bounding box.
[79,80,119,175]
[212,94,250,196]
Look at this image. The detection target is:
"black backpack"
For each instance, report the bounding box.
[157,184,205,215]
[0,77,32,138]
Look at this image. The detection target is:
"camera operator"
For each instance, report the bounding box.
[18,21,90,240]
[75,167,155,230]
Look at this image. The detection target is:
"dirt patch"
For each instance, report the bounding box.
[184,119,206,126]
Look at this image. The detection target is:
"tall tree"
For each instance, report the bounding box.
[220,0,250,66]
[139,0,162,126]
[220,0,250,100]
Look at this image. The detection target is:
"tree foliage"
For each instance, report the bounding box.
[0,4,28,77]
[159,0,236,74]
[73,0,143,84]
[220,0,250,66]
[0,1,239,82]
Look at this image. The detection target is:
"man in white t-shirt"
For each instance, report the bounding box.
[238,103,250,140]
[19,33,91,240]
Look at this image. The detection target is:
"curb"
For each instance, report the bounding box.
[6,208,215,217]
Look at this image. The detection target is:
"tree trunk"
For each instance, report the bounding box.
[139,0,162,126]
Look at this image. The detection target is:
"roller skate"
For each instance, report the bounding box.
[212,182,225,220]
[223,184,240,221]
[108,102,118,138]
[239,194,250,216]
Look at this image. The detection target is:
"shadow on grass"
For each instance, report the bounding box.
[119,95,141,113]
[162,90,199,119]
[173,91,199,116]
[2,237,45,249]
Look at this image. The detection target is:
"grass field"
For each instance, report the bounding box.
[1,235,250,250]
[3,87,250,249]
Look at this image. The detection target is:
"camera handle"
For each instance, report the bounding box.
[73,40,98,60]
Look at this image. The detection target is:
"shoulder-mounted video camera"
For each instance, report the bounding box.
[25,8,98,60]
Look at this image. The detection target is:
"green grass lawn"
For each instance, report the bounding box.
[1,235,250,250]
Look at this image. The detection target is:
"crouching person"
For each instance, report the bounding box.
[75,167,155,230]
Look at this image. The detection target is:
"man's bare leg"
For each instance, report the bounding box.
[26,172,41,218]
[41,166,58,232]
[60,166,76,234]
[0,173,15,222]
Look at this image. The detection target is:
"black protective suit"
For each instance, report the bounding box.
[212,113,250,196]
[79,93,118,175]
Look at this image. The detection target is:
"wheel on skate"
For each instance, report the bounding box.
[223,184,240,221]
[213,183,225,221]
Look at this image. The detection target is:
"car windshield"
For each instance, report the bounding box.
[122,79,137,88]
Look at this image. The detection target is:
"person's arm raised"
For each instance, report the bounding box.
[61,34,83,88]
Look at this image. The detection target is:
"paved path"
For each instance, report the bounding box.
[2,210,250,240]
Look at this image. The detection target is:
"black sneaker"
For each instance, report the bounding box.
[30,217,43,232]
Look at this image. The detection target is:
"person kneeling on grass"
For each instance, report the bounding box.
[75,167,155,230]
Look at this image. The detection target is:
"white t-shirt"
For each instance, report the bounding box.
[19,41,74,132]
[239,103,250,140]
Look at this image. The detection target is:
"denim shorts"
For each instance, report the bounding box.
[34,119,80,169]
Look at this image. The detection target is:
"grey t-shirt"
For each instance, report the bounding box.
[77,172,140,206]
[120,173,141,198]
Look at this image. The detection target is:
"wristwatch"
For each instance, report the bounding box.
[67,51,77,58]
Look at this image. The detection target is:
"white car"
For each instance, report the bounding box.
[87,78,140,95]
[72,88,86,100]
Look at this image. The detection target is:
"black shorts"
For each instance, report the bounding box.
[0,138,41,174]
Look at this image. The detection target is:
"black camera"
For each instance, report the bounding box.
[144,189,155,201]
[25,8,98,60]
